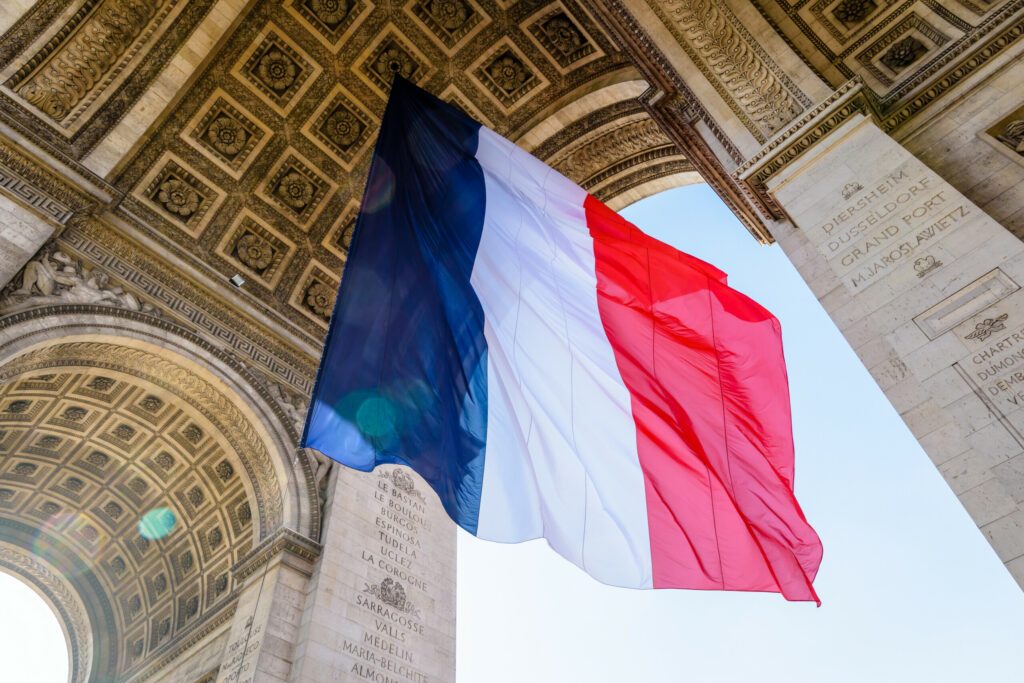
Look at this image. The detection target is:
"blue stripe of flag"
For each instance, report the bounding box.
[302,78,489,534]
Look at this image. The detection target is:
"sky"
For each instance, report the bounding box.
[0,571,67,682]
[3,183,1024,683]
[457,183,1024,683]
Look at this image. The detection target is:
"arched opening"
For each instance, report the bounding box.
[0,570,71,683]
[0,313,318,680]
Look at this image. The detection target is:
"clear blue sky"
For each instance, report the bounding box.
[457,183,1024,682]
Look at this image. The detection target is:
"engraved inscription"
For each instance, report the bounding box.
[336,467,451,683]
[812,168,972,291]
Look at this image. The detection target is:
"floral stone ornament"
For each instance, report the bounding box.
[427,0,470,31]
[375,43,418,82]
[478,48,538,107]
[206,115,247,158]
[831,0,877,28]
[542,14,584,57]
[256,48,298,93]
[488,52,530,94]
[276,171,315,211]
[305,280,336,320]
[880,36,928,72]
[157,178,200,218]
[307,0,352,26]
[235,232,276,271]
[322,106,363,150]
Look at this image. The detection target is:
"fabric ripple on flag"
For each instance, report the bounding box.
[302,77,823,603]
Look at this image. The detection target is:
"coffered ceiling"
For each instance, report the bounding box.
[0,0,696,344]
[0,345,262,678]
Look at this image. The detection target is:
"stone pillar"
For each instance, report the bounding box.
[737,83,1024,587]
[289,463,456,683]
[215,530,321,683]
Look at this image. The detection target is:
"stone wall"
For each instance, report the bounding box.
[758,111,1024,587]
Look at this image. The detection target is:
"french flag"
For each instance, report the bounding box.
[303,78,822,603]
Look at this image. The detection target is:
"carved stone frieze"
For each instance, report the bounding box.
[734,78,878,190]
[551,117,674,186]
[646,0,811,142]
[0,243,161,316]
[57,220,317,394]
[0,136,97,225]
[7,0,177,128]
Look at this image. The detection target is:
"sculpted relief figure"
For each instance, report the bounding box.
[997,119,1024,154]
[0,246,160,315]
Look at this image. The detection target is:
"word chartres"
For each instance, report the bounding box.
[813,169,971,290]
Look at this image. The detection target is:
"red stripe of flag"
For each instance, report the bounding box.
[584,195,822,603]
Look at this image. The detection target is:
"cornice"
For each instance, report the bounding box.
[880,9,1024,132]
[232,527,322,582]
[590,1,776,242]
[0,133,99,227]
[735,79,878,186]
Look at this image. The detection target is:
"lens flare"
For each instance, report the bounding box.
[362,159,395,214]
[356,395,398,438]
[138,507,176,540]
[32,512,108,580]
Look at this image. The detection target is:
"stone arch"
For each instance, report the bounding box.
[0,305,323,680]
[515,68,702,209]
[0,305,323,538]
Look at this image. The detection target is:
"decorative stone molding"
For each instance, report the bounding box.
[588,2,774,240]
[0,0,217,160]
[9,0,173,126]
[0,243,162,316]
[880,8,1024,131]
[645,88,778,241]
[58,219,317,394]
[231,527,322,582]
[735,79,879,187]
[551,117,674,186]
[645,0,811,142]
[0,136,97,226]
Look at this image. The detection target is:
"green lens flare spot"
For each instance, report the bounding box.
[138,507,176,540]
[356,396,398,438]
